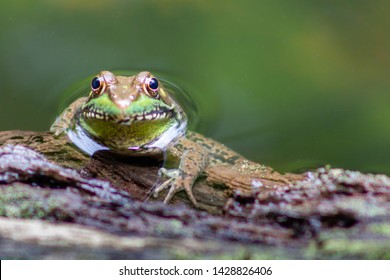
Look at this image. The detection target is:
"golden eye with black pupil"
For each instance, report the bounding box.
[91,76,104,94]
[146,77,159,96]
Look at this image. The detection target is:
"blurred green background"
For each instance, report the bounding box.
[1,0,390,174]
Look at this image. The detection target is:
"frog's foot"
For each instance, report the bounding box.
[49,118,66,137]
[154,167,199,207]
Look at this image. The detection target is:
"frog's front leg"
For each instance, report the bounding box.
[154,137,209,207]
[50,97,88,136]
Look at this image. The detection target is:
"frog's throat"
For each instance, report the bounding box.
[68,114,187,156]
[81,104,175,124]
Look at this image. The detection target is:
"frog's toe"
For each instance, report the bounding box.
[153,168,178,199]
[153,176,174,198]
[155,167,199,207]
[164,180,199,207]
[49,124,64,137]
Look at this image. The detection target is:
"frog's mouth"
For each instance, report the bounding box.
[81,105,176,125]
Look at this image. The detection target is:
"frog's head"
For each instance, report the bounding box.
[82,71,178,122]
[78,71,186,151]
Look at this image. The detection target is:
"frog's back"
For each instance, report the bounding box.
[186,131,245,165]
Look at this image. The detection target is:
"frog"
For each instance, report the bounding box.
[50,70,252,207]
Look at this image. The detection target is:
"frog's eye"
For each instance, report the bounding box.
[91,76,105,94]
[148,78,159,91]
[146,77,159,96]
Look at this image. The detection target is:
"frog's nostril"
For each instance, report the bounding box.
[129,94,137,101]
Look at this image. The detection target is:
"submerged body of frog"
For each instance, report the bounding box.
[50,71,246,207]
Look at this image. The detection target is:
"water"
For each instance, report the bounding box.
[1,0,390,174]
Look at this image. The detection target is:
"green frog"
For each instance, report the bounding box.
[50,70,248,207]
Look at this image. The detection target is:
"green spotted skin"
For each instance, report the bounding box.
[51,71,245,207]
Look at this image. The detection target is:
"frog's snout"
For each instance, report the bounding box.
[110,90,139,110]
[115,98,131,109]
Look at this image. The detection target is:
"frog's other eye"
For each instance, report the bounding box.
[91,76,105,94]
[146,77,159,96]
